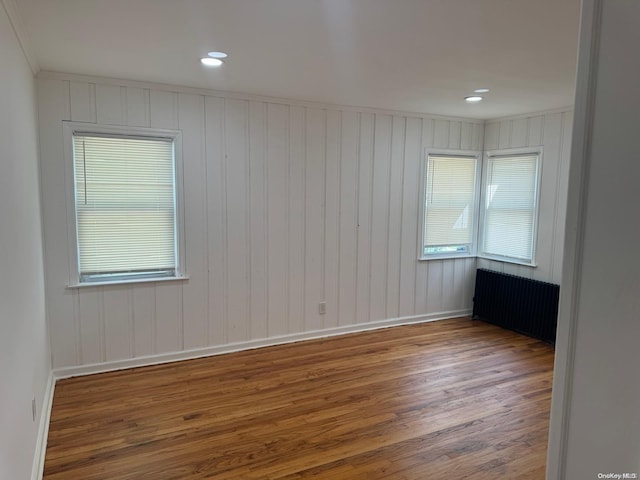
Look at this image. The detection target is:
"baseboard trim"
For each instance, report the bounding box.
[31,371,55,480]
[54,310,471,380]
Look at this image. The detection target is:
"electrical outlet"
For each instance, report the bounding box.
[32,397,36,422]
[319,301,327,315]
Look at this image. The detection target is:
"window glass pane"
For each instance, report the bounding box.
[482,154,538,261]
[73,134,176,279]
[423,155,477,256]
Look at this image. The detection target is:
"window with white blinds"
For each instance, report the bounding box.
[72,133,178,282]
[422,154,478,257]
[480,153,540,263]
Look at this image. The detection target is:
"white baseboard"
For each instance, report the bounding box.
[31,371,55,480]
[54,310,471,380]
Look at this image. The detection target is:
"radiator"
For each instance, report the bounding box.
[472,269,559,344]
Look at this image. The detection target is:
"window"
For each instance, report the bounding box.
[66,124,183,285]
[421,153,479,258]
[480,151,541,264]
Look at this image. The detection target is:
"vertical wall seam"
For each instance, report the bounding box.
[152,284,157,354]
[383,117,393,318]
[302,107,308,331]
[64,79,82,365]
[244,101,251,342]
[353,113,362,326]
[221,99,229,344]
[412,120,424,316]
[264,102,270,338]
[202,95,210,346]
[550,113,566,283]
[321,109,327,330]
[336,111,343,326]
[98,287,105,362]
[128,288,134,358]
[177,94,185,352]
[397,117,408,316]
[366,115,376,323]
[246,101,254,341]
[120,86,127,125]
[285,105,291,334]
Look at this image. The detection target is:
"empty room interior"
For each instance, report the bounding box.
[3,0,640,479]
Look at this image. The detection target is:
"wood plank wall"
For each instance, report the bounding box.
[38,75,483,370]
[479,111,573,284]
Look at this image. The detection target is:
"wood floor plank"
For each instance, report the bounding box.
[44,317,555,479]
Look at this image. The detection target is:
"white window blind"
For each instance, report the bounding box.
[73,133,177,281]
[423,155,477,256]
[481,153,539,262]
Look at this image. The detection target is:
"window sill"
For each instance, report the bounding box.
[477,255,537,268]
[419,253,475,261]
[418,253,538,268]
[67,275,189,289]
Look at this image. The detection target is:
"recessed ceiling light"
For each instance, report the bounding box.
[207,51,228,59]
[474,88,490,93]
[465,96,483,103]
[201,57,223,67]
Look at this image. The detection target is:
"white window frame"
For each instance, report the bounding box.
[418,149,482,261]
[63,122,187,287]
[478,147,543,267]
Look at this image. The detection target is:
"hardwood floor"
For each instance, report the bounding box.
[43,318,555,479]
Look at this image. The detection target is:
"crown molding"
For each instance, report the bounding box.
[1,0,39,74]
[37,70,487,124]
[485,105,574,123]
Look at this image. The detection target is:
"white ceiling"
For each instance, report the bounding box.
[16,0,581,119]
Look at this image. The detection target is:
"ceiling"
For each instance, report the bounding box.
[16,0,581,119]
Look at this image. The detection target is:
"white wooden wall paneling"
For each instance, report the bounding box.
[287,106,306,334]
[484,122,499,151]
[96,84,125,125]
[127,88,154,357]
[304,108,326,331]
[448,121,461,150]
[472,123,484,152]
[398,117,422,318]
[355,113,374,325]
[103,286,130,361]
[205,96,227,345]
[150,91,183,354]
[337,111,359,327]
[553,112,573,284]
[38,79,76,367]
[427,261,444,314]
[529,116,544,146]
[69,81,95,123]
[77,288,101,364]
[534,113,563,282]
[414,118,433,315]
[132,286,154,357]
[39,76,486,369]
[442,260,456,312]
[370,114,392,322]
[324,109,341,330]
[179,93,208,350]
[386,116,405,319]
[225,99,250,343]
[125,87,150,128]
[267,103,290,336]
[249,101,268,340]
[511,117,528,148]
[498,120,512,150]
[433,119,449,148]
